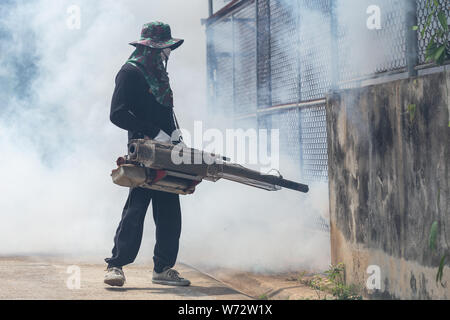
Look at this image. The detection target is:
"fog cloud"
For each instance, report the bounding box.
[0,0,331,273]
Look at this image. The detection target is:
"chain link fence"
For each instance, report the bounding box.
[269,0,299,106]
[207,0,449,231]
[233,3,257,115]
[336,0,408,84]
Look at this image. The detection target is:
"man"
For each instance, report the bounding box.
[104,22,190,287]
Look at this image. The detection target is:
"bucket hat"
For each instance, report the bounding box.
[129,22,184,50]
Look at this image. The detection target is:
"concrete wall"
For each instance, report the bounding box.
[326,70,450,299]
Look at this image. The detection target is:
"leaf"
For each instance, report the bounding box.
[429,221,438,251]
[408,104,417,122]
[436,255,446,287]
[422,15,432,38]
[426,35,437,51]
[425,35,439,62]
[437,11,448,32]
[435,46,448,65]
[412,25,419,31]
[433,45,446,62]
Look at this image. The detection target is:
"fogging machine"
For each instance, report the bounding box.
[111,139,309,195]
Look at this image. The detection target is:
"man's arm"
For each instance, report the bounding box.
[110,68,160,138]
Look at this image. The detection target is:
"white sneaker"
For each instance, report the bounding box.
[152,268,191,286]
[104,267,126,287]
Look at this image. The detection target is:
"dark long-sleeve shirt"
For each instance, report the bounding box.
[110,63,177,141]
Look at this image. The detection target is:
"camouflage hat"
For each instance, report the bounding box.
[129,22,184,50]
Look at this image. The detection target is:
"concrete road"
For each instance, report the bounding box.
[0,256,250,300]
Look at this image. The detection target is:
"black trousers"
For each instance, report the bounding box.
[105,187,181,273]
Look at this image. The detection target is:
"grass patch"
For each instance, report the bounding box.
[300,263,363,300]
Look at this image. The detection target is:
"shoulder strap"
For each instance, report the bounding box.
[172,109,181,130]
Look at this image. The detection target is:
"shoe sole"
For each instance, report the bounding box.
[152,279,191,287]
[104,277,125,287]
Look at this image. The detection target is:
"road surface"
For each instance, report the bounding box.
[0,256,250,300]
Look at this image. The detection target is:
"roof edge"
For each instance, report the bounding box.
[204,0,253,26]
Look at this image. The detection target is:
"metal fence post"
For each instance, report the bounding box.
[296,0,302,101]
[232,14,236,118]
[330,0,339,90]
[208,0,213,16]
[406,0,419,76]
[206,25,216,118]
[296,0,304,179]
[256,0,272,153]
[256,0,272,110]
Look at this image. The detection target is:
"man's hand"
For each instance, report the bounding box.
[170,130,187,147]
[174,140,187,148]
[152,130,171,143]
[144,130,188,147]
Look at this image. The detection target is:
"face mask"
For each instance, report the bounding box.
[126,45,174,107]
[161,48,171,70]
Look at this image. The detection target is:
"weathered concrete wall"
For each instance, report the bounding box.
[326,70,450,299]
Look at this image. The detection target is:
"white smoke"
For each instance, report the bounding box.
[0,0,208,260]
[0,0,338,273]
[180,179,330,273]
